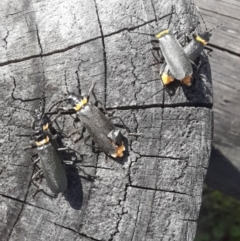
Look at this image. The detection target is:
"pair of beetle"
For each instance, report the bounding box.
[130,5,220,86]
[154,26,217,86]
[30,82,126,196]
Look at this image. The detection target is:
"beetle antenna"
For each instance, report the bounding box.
[209,23,223,33]
[196,6,208,31]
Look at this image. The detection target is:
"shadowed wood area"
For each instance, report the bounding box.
[0,0,212,240]
[194,0,240,200]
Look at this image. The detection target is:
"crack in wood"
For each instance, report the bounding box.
[130,198,141,241]
[46,220,101,241]
[0,36,101,67]
[93,0,107,107]
[35,24,43,55]
[139,154,189,160]
[109,152,137,240]
[150,0,158,23]
[0,20,159,67]
[4,169,36,240]
[129,184,193,197]
[3,30,9,50]
[107,102,213,110]
[209,43,240,58]
[11,76,43,102]
[145,187,156,239]
[0,193,54,214]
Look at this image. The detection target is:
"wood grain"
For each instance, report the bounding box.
[0,0,212,240]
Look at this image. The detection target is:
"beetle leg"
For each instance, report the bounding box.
[109,116,130,132]
[87,80,96,99]
[76,165,97,179]
[175,32,188,47]
[63,159,97,179]
[151,45,162,64]
[109,116,142,137]
[104,153,108,162]
[24,141,37,150]
[204,46,213,57]
[32,157,41,170]
[64,129,83,142]
[84,135,95,148]
[94,100,107,114]
[32,169,43,181]
[32,181,43,198]
[57,106,76,112]
[57,147,68,151]
[32,181,57,198]
[83,135,101,153]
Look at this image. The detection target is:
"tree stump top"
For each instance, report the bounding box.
[0,0,212,240]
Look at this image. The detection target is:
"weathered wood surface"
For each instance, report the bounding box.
[0,0,212,240]
[194,0,240,200]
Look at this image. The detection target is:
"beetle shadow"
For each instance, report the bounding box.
[182,54,212,103]
[163,81,181,97]
[55,129,95,210]
[62,153,95,209]
[63,163,84,210]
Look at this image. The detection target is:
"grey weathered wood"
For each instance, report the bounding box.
[0,0,212,240]
[196,0,240,54]
[194,0,240,200]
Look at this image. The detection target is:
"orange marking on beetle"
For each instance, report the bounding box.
[111,143,125,158]
[181,76,192,86]
[161,72,175,85]
[36,136,50,146]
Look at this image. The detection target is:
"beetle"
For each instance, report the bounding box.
[156,29,193,86]
[59,82,127,158]
[28,108,95,197]
[129,28,194,86]
[31,125,68,195]
[158,5,222,86]
[22,103,70,196]
[10,77,91,196]
[184,6,223,61]
[184,23,223,62]
[158,23,222,86]
[128,7,193,86]
[128,7,221,87]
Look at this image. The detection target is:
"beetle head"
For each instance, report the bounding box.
[198,31,212,42]
[67,93,81,107]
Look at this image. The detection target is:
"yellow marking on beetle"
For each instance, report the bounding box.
[111,143,125,158]
[161,72,175,85]
[42,123,49,131]
[156,29,169,39]
[181,76,192,86]
[196,36,208,45]
[36,136,50,146]
[74,97,88,111]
